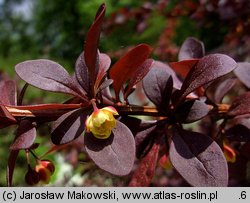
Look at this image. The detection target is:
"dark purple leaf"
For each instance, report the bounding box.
[84,4,105,94]
[225,124,250,142]
[169,127,228,186]
[143,64,174,109]
[175,99,210,123]
[176,54,237,104]
[150,61,182,89]
[0,80,16,105]
[95,53,111,90]
[0,105,17,128]
[124,59,154,99]
[15,59,85,99]
[84,120,135,176]
[10,120,36,150]
[7,150,19,186]
[240,142,250,160]
[234,62,250,88]
[233,116,250,129]
[178,37,205,61]
[206,77,236,104]
[51,108,88,145]
[120,116,159,158]
[109,44,152,101]
[228,155,247,183]
[96,79,113,94]
[228,92,250,117]
[101,85,113,102]
[129,141,160,186]
[75,52,89,94]
[75,52,111,96]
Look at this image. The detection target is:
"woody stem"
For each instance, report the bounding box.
[3,103,230,120]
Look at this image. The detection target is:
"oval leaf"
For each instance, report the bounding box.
[120,116,159,158]
[10,120,36,150]
[75,52,89,94]
[169,128,228,186]
[178,37,205,61]
[110,44,152,100]
[143,63,173,109]
[234,62,250,88]
[76,52,111,96]
[175,99,210,123]
[228,92,250,117]
[15,59,84,98]
[206,77,236,104]
[129,141,160,186]
[51,108,88,145]
[176,54,237,103]
[96,79,113,94]
[84,120,135,176]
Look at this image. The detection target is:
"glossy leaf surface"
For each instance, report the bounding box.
[169,128,228,186]
[110,44,151,100]
[170,59,199,79]
[176,54,237,103]
[15,59,84,98]
[124,59,154,99]
[228,92,250,117]
[84,4,105,91]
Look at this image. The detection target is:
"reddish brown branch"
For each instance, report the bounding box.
[3,103,231,119]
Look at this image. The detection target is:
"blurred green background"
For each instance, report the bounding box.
[0,0,249,186]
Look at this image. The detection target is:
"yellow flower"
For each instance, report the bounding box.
[85,106,118,139]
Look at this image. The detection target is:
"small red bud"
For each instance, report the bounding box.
[35,166,51,184]
[25,165,40,185]
[39,160,55,174]
[35,160,55,184]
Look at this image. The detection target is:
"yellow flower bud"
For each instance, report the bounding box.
[85,106,118,139]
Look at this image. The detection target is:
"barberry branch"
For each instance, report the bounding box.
[3,103,231,120]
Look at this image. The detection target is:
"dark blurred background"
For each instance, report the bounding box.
[0,0,250,186]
